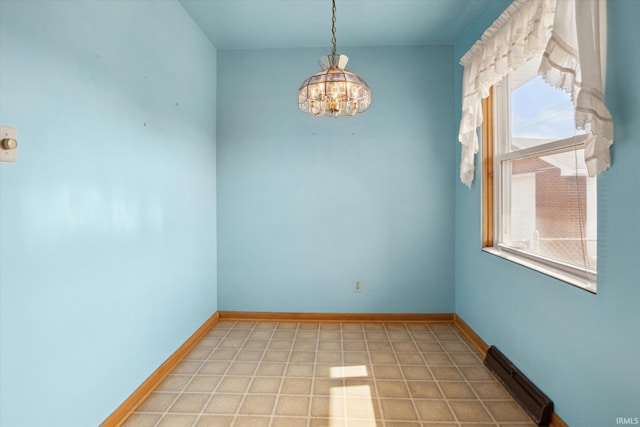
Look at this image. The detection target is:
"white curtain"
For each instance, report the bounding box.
[458,0,613,187]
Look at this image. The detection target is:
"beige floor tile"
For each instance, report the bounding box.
[343,341,367,351]
[442,341,472,352]
[317,351,342,363]
[276,395,311,416]
[343,381,376,398]
[249,377,282,394]
[233,415,271,426]
[194,414,234,426]
[318,341,341,351]
[200,361,231,375]
[385,323,408,331]
[364,331,387,341]
[449,400,493,422]
[219,338,245,349]
[311,419,345,427]
[209,349,239,360]
[249,330,274,339]
[459,366,495,381]
[186,348,214,361]
[256,363,287,377]
[470,382,511,399]
[239,394,277,415]
[449,352,482,366]
[299,322,319,330]
[380,399,418,420]
[156,375,192,392]
[121,413,160,427]
[406,381,442,399]
[156,414,198,426]
[243,340,269,350]
[368,341,393,351]
[384,422,422,427]
[276,322,298,330]
[126,321,538,427]
[272,331,296,339]
[401,366,432,380]
[203,393,243,414]
[376,381,410,398]
[263,351,290,362]
[199,337,223,348]
[430,366,463,381]
[429,324,454,331]
[392,342,419,353]
[269,340,294,350]
[343,352,369,364]
[370,352,397,364]
[168,393,210,413]
[281,377,313,394]
[255,322,277,329]
[417,341,445,352]
[423,353,453,366]
[434,332,460,341]
[173,361,203,375]
[297,330,319,340]
[342,331,365,341]
[395,353,424,365]
[228,362,259,376]
[286,363,315,377]
[136,392,177,412]
[320,331,342,340]
[410,331,436,341]
[314,378,344,395]
[216,376,252,393]
[185,376,221,392]
[271,417,311,427]
[388,332,412,341]
[227,329,252,339]
[439,382,477,399]
[342,323,364,331]
[484,401,532,422]
[311,396,345,418]
[373,365,403,380]
[345,397,381,420]
[413,400,455,421]
[236,350,266,361]
[290,351,316,363]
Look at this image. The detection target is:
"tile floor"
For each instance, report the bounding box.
[123,321,537,427]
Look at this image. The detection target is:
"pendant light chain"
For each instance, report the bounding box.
[331,0,337,55]
[297,0,371,117]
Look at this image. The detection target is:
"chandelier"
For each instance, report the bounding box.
[298,0,371,117]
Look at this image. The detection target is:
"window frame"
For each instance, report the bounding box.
[482,77,597,294]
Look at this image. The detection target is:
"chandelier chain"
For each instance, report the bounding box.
[331,0,337,55]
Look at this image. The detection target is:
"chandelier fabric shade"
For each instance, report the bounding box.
[298,54,371,117]
[298,0,371,117]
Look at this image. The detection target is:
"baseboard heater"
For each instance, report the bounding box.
[484,346,554,426]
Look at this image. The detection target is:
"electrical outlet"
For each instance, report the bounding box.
[354,280,362,293]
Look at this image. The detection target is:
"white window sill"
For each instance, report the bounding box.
[482,246,597,294]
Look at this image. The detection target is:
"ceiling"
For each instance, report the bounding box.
[178,0,488,50]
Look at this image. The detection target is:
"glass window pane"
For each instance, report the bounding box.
[502,148,597,271]
[510,57,582,151]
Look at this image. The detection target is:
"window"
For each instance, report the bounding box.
[483,55,597,293]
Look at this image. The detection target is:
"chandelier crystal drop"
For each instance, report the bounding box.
[298,0,371,117]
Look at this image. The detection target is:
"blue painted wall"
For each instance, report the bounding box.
[0,1,217,426]
[217,46,455,313]
[454,1,640,426]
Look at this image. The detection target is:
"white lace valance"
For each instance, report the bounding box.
[458,0,613,187]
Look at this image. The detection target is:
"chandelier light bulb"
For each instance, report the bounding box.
[298,0,371,117]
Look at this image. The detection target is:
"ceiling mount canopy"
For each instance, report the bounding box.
[298,0,371,118]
